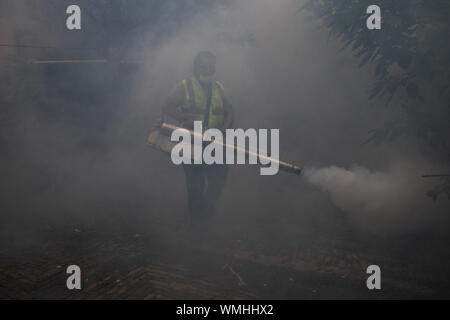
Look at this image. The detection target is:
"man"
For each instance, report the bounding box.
[163,51,233,224]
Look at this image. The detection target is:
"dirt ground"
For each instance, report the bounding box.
[1,217,449,300]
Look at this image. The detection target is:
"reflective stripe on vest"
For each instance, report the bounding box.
[181,77,225,128]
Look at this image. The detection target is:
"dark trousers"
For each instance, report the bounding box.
[183,164,228,223]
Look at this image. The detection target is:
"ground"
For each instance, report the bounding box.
[1,217,449,300]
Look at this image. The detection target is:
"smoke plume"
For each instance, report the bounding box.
[304,164,450,235]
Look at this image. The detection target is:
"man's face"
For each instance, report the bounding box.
[196,57,216,81]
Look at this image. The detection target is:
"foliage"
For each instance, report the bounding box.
[303,0,450,154]
[303,0,450,199]
[426,177,450,201]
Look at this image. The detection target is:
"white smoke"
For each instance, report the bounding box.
[304,164,450,235]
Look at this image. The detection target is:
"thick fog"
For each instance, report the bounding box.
[1,0,449,254]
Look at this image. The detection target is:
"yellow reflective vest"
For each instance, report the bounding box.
[181,76,225,128]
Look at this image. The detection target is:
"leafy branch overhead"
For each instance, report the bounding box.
[425,176,450,201]
[303,0,450,160]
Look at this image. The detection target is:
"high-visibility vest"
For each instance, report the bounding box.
[181,76,225,128]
